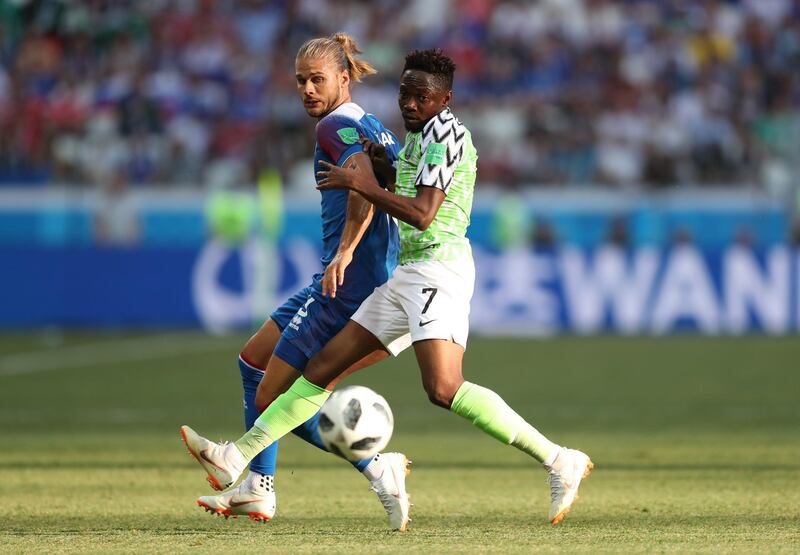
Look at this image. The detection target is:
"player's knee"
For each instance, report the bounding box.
[240,323,278,369]
[240,343,268,371]
[303,355,322,380]
[425,381,459,409]
[303,353,335,389]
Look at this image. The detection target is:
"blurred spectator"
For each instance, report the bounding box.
[490,191,531,250]
[94,170,139,244]
[0,0,797,190]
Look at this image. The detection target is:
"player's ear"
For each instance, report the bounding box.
[441,89,452,108]
[340,69,350,90]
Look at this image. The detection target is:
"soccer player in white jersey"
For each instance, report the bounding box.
[181,49,593,525]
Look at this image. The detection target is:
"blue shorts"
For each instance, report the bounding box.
[270,285,362,371]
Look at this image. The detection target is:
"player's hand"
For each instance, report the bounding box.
[321,250,353,298]
[362,139,395,190]
[317,160,360,192]
[362,138,389,164]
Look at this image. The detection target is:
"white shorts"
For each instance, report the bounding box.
[352,258,475,355]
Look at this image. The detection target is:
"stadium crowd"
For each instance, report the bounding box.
[0,0,798,190]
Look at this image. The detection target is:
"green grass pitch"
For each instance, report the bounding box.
[1,333,798,553]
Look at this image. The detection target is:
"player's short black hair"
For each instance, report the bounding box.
[402,49,456,91]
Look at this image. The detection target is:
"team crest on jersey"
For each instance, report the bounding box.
[337,127,359,145]
[401,136,418,163]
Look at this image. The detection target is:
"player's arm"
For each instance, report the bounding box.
[317,162,443,231]
[316,117,380,297]
[321,152,375,298]
[320,115,463,230]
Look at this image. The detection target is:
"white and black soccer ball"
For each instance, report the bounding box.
[317,386,394,461]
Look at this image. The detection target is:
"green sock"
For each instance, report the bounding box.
[234,376,331,461]
[233,425,272,462]
[450,381,558,463]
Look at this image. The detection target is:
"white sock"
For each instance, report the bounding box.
[360,453,383,482]
[244,471,274,493]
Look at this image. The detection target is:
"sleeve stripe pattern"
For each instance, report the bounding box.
[415,108,466,194]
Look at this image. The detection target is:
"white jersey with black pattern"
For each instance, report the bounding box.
[394,107,478,265]
[414,108,467,193]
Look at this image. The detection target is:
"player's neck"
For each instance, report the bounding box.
[319,93,353,120]
[414,106,451,132]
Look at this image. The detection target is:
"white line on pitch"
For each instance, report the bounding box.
[0,334,234,377]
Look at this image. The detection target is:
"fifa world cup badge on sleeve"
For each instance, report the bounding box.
[425,143,446,165]
[337,127,359,145]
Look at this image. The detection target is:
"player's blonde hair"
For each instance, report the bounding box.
[296,33,377,83]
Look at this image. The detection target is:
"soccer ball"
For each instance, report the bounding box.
[317,386,394,461]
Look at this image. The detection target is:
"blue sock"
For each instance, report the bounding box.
[291,411,374,472]
[239,355,373,474]
[239,355,278,476]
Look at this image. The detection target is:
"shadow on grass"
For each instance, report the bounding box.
[2,460,799,472]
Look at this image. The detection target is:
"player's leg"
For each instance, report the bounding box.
[182,283,414,529]
[269,296,413,531]
[255,340,389,477]
[187,280,408,464]
[190,286,411,527]
[202,316,311,522]
[258,288,398,469]
[403,258,592,524]
[240,280,411,447]
[253,348,388,409]
[413,338,559,459]
[276,321,413,531]
[255,346,392,461]
[403,263,565,463]
[232,320,388,461]
[251,278,413,443]
[303,321,389,387]
[195,318,282,521]
[241,318,282,367]
[238,289,389,481]
[412,337,592,524]
[197,344,391,523]
[237,319,281,483]
[184,323,386,493]
[231,287,317,497]
[194,340,394,521]
[258,346,390,465]
[201,292,386,522]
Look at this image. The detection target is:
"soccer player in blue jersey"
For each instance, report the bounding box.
[181,34,411,530]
